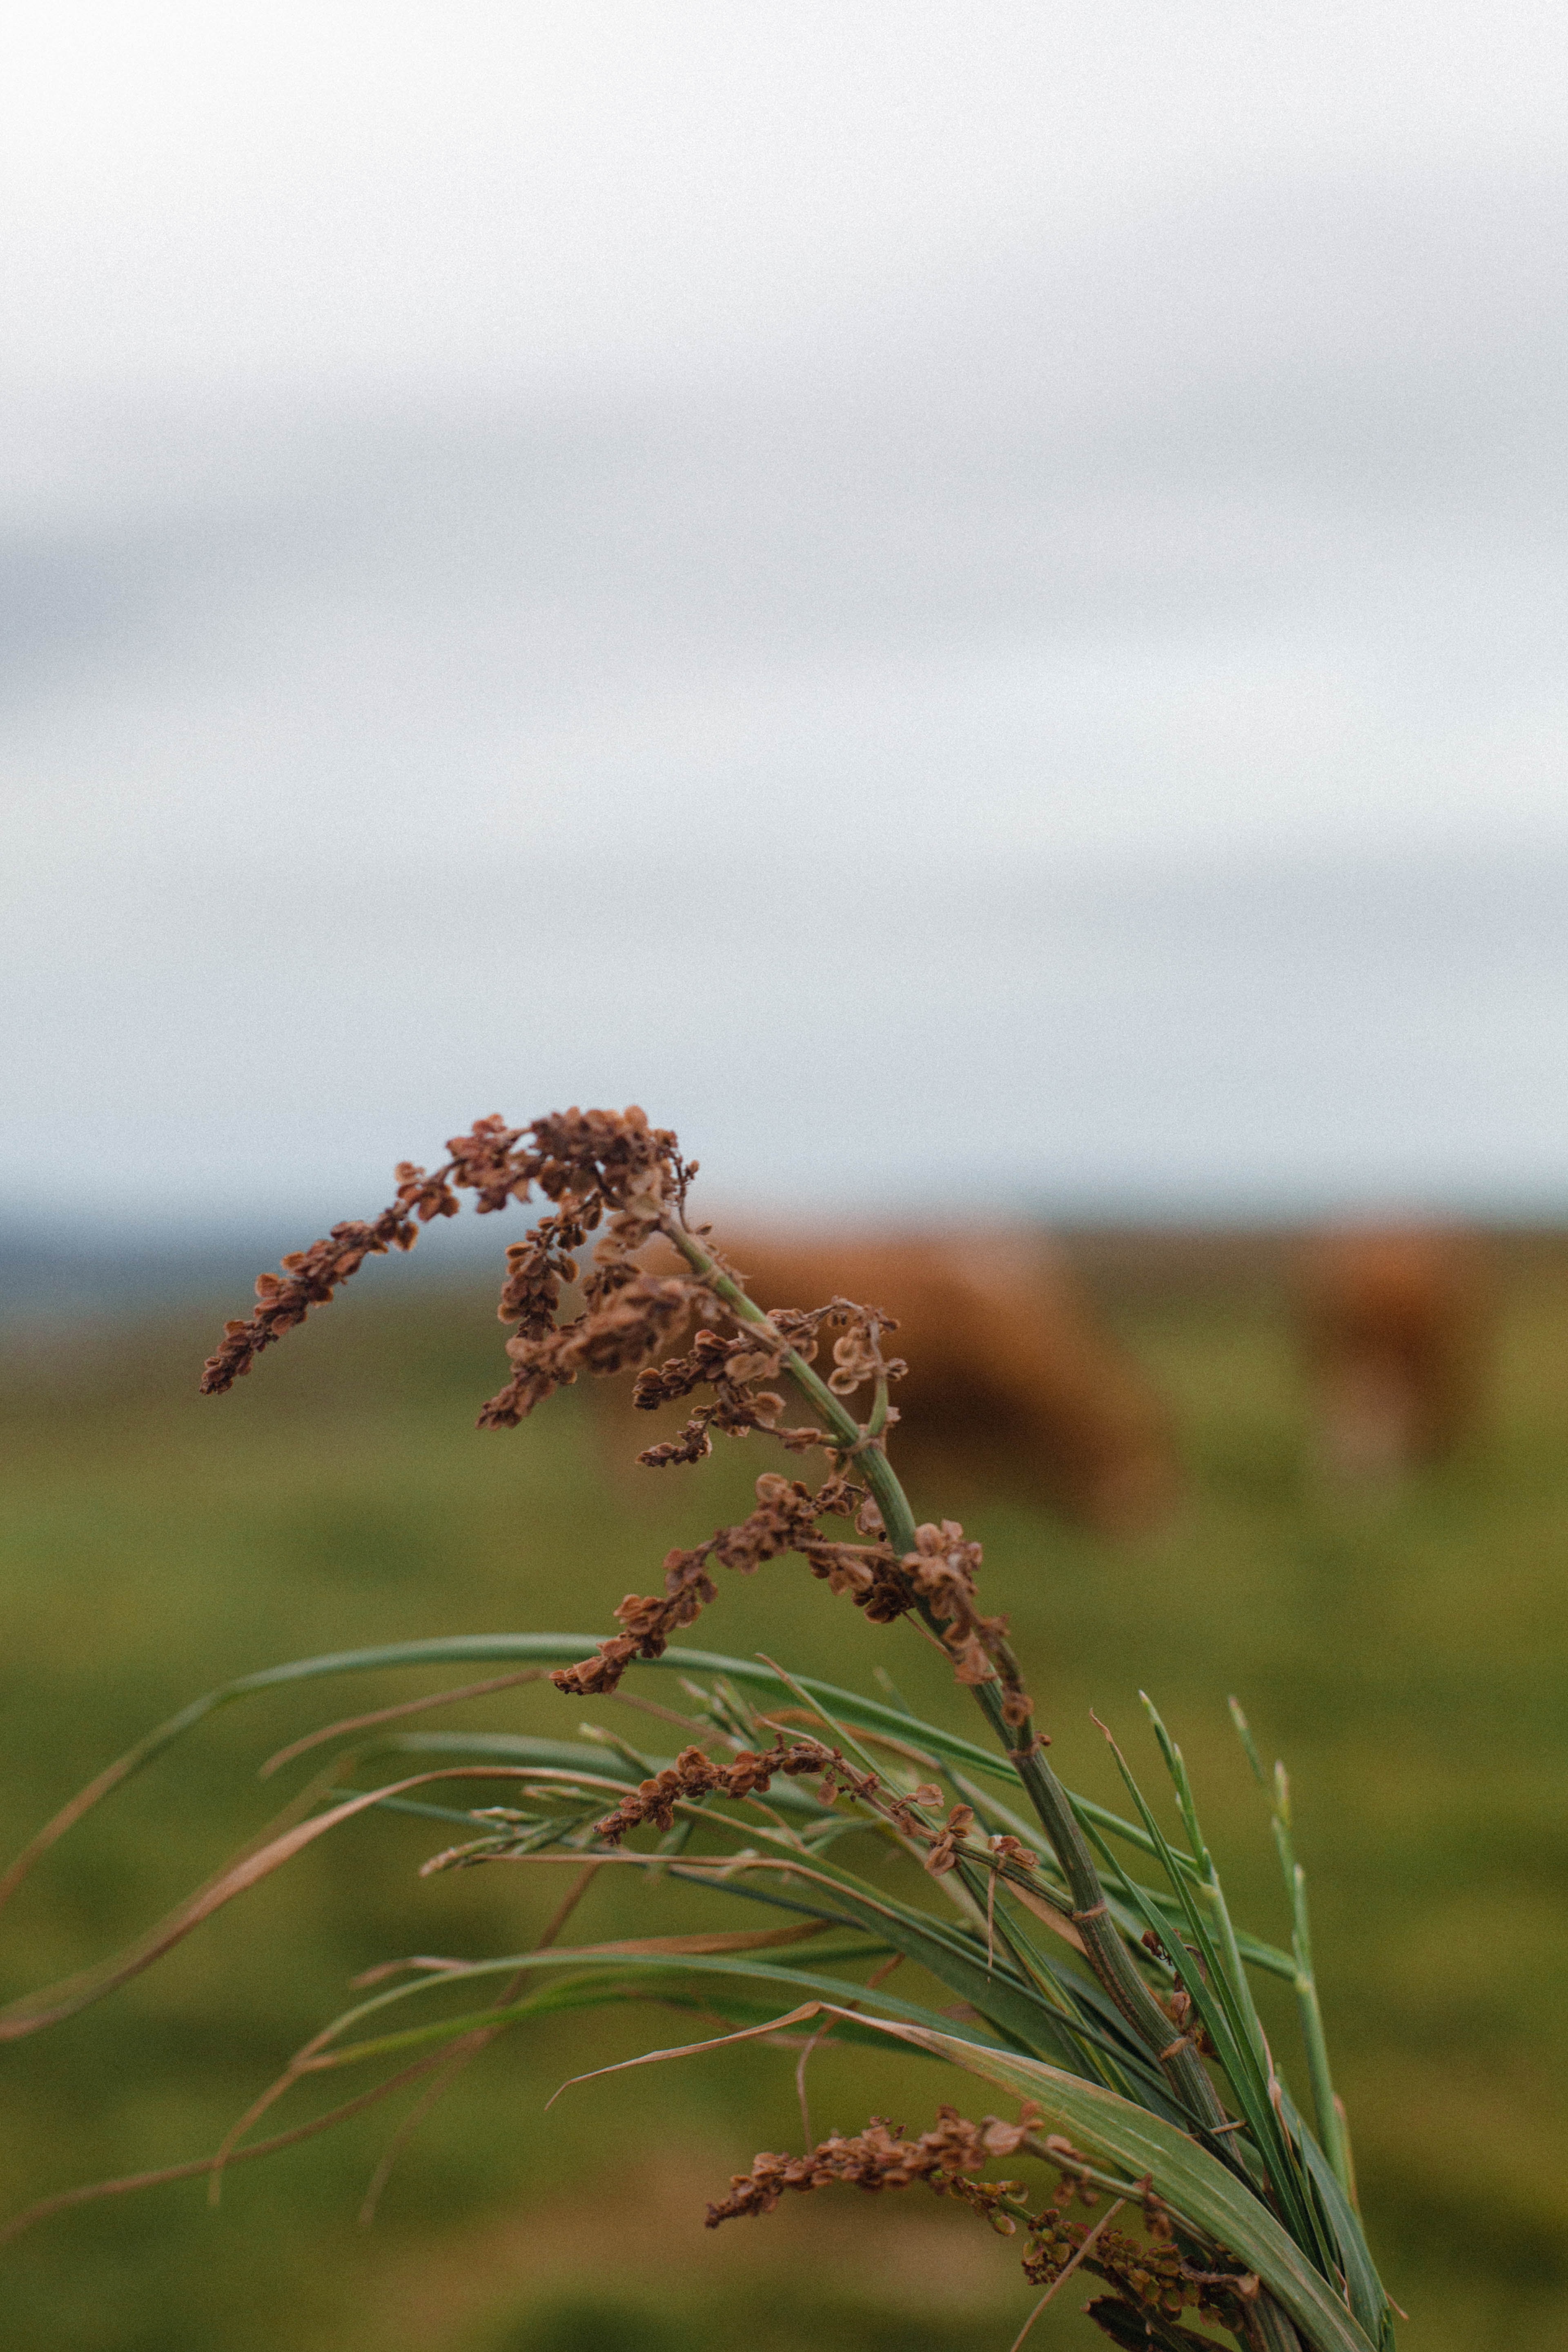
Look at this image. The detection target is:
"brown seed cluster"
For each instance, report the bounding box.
[551,1471,910,1699]
[590,1735,858,1841]
[201,1107,694,1399]
[706,2108,1256,2344]
[1154,1986,1217,2062]
[705,2105,1038,2230]
[1025,2152,1258,2342]
[921,1802,978,1875]
[815,1299,906,1396]
[902,1521,1033,1726]
[630,1295,901,1468]
[199,1200,427,1394]
[588,1735,1040,1904]
[202,1107,1034,1738]
[479,1267,698,1428]
[631,1324,808,1463]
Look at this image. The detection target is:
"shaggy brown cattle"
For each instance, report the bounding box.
[1295,1225,1489,1479]
[616,1227,1180,1536]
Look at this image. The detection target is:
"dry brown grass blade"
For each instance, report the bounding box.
[1002,1876,1088,1956]
[545,2003,826,2107]
[0,1718,227,1918]
[209,2013,357,2200]
[348,1956,470,1990]
[535,1858,605,1950]
[356,1848,616,2225]
[0,2047,464,2247]
[559,1921,831,1959]
[219,1859,613,2221]
[214,1817,760,2218]
[259,1670,547,1777]
[0,1766,545,2042]
[0,1693,411,1924]
[347,1852,827,2228]
[355,2038,490,2228]
[354,1852,609,2225]
[0,1757,152,1917]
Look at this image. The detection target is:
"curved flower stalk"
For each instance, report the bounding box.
[1,1109,1395,2352]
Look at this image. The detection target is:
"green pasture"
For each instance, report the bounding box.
[0,1250,1564,2350]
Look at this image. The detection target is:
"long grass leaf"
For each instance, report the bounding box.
[1282,2089,1392,2349]
[0,1764,615,2041]
[4,1633,1204,1922]
[294,1950,998,2072]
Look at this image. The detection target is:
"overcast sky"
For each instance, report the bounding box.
[5,4,1568,1239]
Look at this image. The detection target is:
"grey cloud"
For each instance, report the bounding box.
[4,170,1566,702]
[7,161,1568,1224]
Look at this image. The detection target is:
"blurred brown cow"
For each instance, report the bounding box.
[617,1227,1180,1536]
[1295,1225,1489,1480]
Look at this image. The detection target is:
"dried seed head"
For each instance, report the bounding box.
[900,1521,1034,1726]
[705,2105,1033,2231]
[201,1106,685,1396]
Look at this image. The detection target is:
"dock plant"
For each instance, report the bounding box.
[0,1109,1396,2352]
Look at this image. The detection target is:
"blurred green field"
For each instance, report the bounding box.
[1,1247,1565,2352]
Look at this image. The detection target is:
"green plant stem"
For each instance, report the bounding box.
[1274,1786,1354,2205]
[668,1222,1303,2352]
[1232,1706,1356,2212]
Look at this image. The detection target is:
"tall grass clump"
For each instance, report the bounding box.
[0,1108,1398,2352]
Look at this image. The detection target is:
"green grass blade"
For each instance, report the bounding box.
[1281,2088,1392,2349]
[1076,1800,1333,2290]
[1138,1699,1296,2128]
[704,1852,1100,2069]
[1230,1703,1357,2212]
[949,1768,1297,1986]
[1090,1733,1268,2078]
[294,1949,998,2072]
[5,1632,1205,1917]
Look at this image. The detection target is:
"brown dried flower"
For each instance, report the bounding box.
[630,1323,826,1466]
[591,1736,840,1841]
[706,2104,1256,2346]
[552,1471,909,1697]
[989,1833,1040,1871]
[201,1106,686,1397]
[588,1733,1041,1911]
[706,2104,1039,2230]
[199,1203,422,1393]
[478,1272,697,1428]
[824,1301,901,1395]
[923,1804,977,1876]
[1024,2156,1258,2341]
[902,1521,1034,1725]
